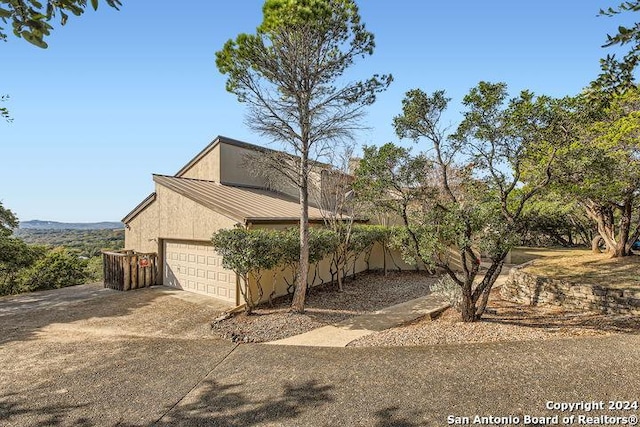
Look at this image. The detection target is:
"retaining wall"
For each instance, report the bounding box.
[501,264,640,315]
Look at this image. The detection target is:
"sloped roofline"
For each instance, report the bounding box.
[124,135,344,225]
[152,174,339,224]
[174,135,330,178]
[122,192,157,224]
[175,135,275,178]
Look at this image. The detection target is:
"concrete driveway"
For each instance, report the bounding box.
[1,285,639,426]
[0,285,236,426]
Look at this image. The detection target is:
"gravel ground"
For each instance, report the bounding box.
[212,271,640,346]
[211,271,437,343]
[348,288,640,347]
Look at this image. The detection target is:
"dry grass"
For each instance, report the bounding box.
[518,248,640,290]
[510,246,581,265]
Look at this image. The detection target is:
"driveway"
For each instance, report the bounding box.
[1,285,639,426]
[0,285,236,426]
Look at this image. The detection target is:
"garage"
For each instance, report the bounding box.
[122,140,332,307]
[163,240,237,304]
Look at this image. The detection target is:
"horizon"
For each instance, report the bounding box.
[1,1,636,222]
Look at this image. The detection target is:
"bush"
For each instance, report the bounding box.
[430,275,462,310]
[0,237,44,295]
[21,248,89,292]
[85,256,104,282]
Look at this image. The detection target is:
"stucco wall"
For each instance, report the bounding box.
[246,246,379,305]
[179,144,221,181]
[219,143,272,188]
[219,143,328,204]
[124,199,159,253]
[156,184,237,240]
[124,184,237,253]
[243,240,430,306]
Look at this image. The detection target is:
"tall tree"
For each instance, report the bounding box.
[215,0,391,313]
[519,193,594,247]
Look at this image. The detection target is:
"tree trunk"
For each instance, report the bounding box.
[291,155,310,313]
[584,202,617,255]
[456,253,506,323]
[474,260,504,318]
[584,198,639,258]
[336,252,344,292]
[614,197,633,257]
[383,242,388,276]
[591,235,604,253]
[460,281,475,322]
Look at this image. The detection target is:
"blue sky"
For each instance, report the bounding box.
[0,1,634,222]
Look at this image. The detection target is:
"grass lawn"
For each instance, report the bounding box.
[512,247,640,290]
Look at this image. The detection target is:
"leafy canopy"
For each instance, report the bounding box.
[0,201,18,236]
[0,0,121,48]
[593,1,640,97]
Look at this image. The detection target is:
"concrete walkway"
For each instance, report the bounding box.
[267,294,451,347]
[267,266,514,347]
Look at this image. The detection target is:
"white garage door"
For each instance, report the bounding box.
[163,241,236,304]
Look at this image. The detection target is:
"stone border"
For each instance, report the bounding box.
[501,263,640,315]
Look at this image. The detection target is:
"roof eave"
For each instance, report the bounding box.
[122,192,157,224]
[244,217,324,224]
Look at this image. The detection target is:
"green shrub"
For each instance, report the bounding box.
[21,248,89,292]
[85,256,104,282]
[430,275,462,310]
[0,237,44,295]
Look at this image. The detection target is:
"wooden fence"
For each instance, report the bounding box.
[102,250,158,291]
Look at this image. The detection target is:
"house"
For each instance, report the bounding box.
[123,136,388,306]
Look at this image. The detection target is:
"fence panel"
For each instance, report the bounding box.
[102,250,158,291]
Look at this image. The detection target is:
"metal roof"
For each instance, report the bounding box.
[152,174,330,224]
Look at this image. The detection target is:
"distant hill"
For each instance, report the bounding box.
[19,220,124,230]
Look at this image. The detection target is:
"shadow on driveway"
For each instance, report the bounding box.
[0,284,236,427]
[154,378,424,427]
[0,284,229,345]
[0,391,91,427]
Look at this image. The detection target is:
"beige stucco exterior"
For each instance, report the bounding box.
[246,242,387,305]
[124,135,472,307]
[177,143,221,182]
[125,184,237,254]
[219,143,270,188]
[124,198,159,254]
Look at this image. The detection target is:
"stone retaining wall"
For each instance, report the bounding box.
[501,265,640,315]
